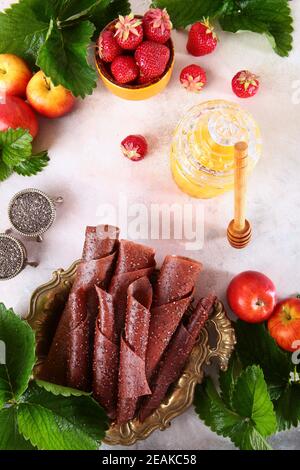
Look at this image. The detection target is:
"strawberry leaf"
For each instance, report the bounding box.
[0,304,35,408]
[0,407,36,450]
[0,160,13,182]
[0,128,32,167]
[151,0,226,28]
[274,383,300,431]
[235,321,292,401]
[0,0,56,66]
[219,0,293,57]
[37,19,96,98]
[195,369,275,451]
[35,379,91,397]
[14,151,50,176]
[18,382,108,450]
[88,0,131,36]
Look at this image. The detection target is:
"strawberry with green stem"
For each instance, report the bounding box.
[114,14,143,50]
[121,135,148,162]
[232,70,260,98]
[180,64,206,93]
[143,8,172,44]
[187,19,218,56]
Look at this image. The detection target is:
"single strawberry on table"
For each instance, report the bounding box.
[187,19,218,56]
[143,8,172,44]
[135,41,170,81]
[121,135,148,161]
[114,14,143,50]
[98,30,122,63]
[232,70,260,98]
[180,64,206,93]
[111,56,139,84]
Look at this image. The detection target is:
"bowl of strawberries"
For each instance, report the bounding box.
[95,8,174,100]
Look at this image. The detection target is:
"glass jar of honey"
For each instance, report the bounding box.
[171,100,262,198]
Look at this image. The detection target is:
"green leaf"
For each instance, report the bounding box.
[0,407,36,450]
[274,383,300,430]
[18,383,108,450]
[88,0,131,36]
[195,365,276,450]
[0,128,32,167]
[235,321,292,400]
[219,354,242,408]
[57,0,108,22]
[195,379,272,450]
[0,160,13,181]
[35,379,91,397]
[151,0,226,28]
[0,0,56,66]
[37,19,97,97]
[232,366,277,437]
[0,304,35,408]
[14,151,50,176]
[219,0,293,57]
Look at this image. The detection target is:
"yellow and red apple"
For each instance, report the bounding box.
[0,95,38,138]
[0,54,32,98]
[26,71,75,118]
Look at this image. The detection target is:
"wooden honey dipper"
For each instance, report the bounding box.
[227,142,252,249]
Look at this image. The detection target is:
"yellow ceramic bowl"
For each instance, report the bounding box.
[95,17,175,101]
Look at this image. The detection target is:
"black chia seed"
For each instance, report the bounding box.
[9,192,53,235]
[0,236,24,279]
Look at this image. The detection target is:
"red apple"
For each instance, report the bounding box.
[0,95,38,138]
[26,71,75,119]
[268,298,300,352]
[0,54,32,98]
[227,271,276,323]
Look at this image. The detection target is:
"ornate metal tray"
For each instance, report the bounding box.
[27,260,236,446]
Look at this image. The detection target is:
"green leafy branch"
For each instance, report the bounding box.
[152,0,294,57]
[0,304,108,450]
[0,128,49,182]
[0,0,131,98]
[194,321,300,450]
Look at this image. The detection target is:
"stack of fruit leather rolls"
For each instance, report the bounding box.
[93,240,155,418]
[39,225,119,390]
[139,295,216,422]
[146,255,203,382]
[117,277,153,424]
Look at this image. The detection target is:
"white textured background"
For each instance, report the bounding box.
[0,0,299,450]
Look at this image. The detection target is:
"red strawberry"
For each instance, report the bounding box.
[143,8,172,44]
[187,19,218,56]
[114,14,143,50]
[111,56,139,84]
[121,135,148,161]
[135,41,170,81]
[180,64,206,93]
[98,30,122,63]
[232,70,260,98]
[137,74,152,85]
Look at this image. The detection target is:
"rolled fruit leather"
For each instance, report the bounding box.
[93,239,156,418]
[139,295,216,422]
[117,277,153,424]
[146,255,203,382]
[108,239,156,336]
[38,225,119,390]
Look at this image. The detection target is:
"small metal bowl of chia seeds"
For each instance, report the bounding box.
[8,188,63,242]
[0,233,39,280]
[0,234,26,280]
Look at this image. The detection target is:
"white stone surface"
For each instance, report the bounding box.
[0,0,299,450]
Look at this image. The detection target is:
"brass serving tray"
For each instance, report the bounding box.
[27,260,236,446]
